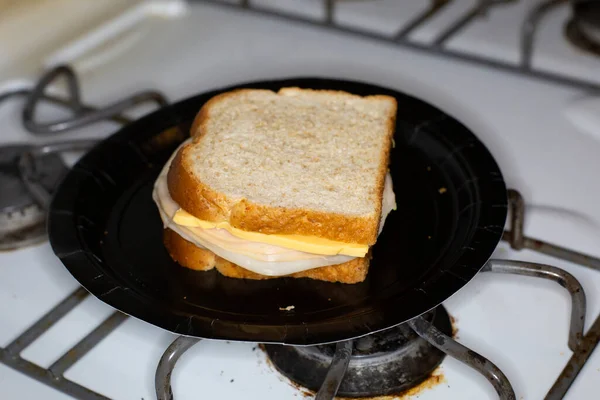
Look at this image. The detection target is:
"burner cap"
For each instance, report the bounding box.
[0,145,67,251]
[264,307,452,397]
[566,1,600,56]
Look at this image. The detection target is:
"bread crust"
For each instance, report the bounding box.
[163,228,370,284]
[167,88,397,245]
[163,228,216,271]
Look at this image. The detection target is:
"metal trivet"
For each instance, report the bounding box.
[191,0,600,93]
[0,65,168,398]
[1,67,600,400]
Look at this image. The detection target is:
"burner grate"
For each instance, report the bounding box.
[263,307,452,397]
[0,144,67,250]
[0,65,169,398]
[0,288,124,400]
[189,0,600,93]
[0,66,168,251]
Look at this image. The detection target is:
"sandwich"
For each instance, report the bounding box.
[152,87,397,284]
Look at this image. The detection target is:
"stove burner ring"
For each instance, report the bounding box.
[0,145,67,251]
[565,1,600,57]
[264,306,452,398]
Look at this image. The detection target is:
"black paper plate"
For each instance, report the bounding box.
[49,78,507,345]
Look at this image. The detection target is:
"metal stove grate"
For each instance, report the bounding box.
[0,65,169,400]
[191,0,600,93]
[1,66,600,400]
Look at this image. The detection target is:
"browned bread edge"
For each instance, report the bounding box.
[167,88,397,245]
[163,228,216,271]
[163,228,371,284]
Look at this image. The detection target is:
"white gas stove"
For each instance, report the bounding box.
[2,1,600,399]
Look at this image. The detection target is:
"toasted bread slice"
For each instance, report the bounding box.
[163,229,370,283]
[167,87,397,245]
[163,227,215,271]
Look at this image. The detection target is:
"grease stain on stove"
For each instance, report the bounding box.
[257,344,447,399]
[450,315,459,338]
[259,345,313,396]
[335,370,446,400]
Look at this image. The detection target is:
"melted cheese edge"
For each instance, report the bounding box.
[172,211,369,257]
[152,140,396,275]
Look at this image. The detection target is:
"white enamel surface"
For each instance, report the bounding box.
[2,1,600,399]
[565,96,600,142]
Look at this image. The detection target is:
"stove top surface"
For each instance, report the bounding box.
[2,1,600,399]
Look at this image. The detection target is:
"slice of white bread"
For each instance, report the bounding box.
[167,87,397,246]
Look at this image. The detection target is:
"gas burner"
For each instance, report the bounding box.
[0,145,67,251]
[263,307,451,398]
[0,64,166,252]
[565,0,600,57]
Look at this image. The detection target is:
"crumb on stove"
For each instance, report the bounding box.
[427,166,432,171]
[327,298,331,301]
[279,305,295,311]
[427,235,432,239]
[183,296,187,300]
[438,187,447,194]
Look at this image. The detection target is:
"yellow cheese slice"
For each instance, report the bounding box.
[172,208,368,257]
